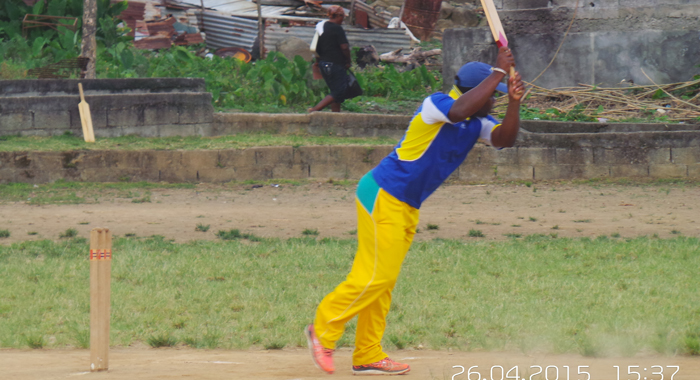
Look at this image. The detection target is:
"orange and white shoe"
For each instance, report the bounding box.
[352,357,410,376]
[305,324,335,374]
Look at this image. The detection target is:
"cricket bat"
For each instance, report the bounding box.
[479,0,515,77]
[78,83,96,143]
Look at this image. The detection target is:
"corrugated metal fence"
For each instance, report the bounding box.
[201,11,258,51]
[265,25,414,55]
[199,11,415,55]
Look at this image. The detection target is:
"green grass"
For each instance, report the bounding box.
[58,228,77,239]
[1,236,698,354]
[195,224,210,232]
[0,230,10,238]
[302,228,319,236]
[0,133,398,153]
[468,229,484,237]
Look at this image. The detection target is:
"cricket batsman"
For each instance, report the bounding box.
[306,46,525,375]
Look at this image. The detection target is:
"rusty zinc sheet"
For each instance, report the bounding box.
[265,25,414,55]
[352,1,392,29]
[200,11,258,51]
[179,0,292,18]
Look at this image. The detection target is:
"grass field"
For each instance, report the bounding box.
[0,235,698,356]
[0,133,398,152]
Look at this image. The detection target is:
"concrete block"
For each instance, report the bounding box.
[30,152,65,173]
[152,150,184,171]
[517,0,548,8]
[464,145,486,165]
[194,123,214,137]
[182,151,219,170]
[478,147,518,165]
[120,125,159,138]
[0,169,16,183]
[35,111,70,130]
[272,164,309,179]
[555,147,594,165]
[593,148,651,165]
[144,103,179,126]
[219,149,256,168]
[13,154,32,169]
[80,168,124,182]
[295,146,331,165]
[196,168,237,183]
[254,147,294,166]
[125,167,160,182]
[458,164,497,181]
[108,105,144,127]
[234,166,273,181]
[17,169,48,183]
[648,148,671,164]
[94,126,126,138]
[534,165,590,180]
[346,162,376,180]
[671,147,700,165]
[330,146,371,165]
[179,96,214,124]
[0,112,33,132]
[159,124,196,137]
[0,152,13,169]
[576,3,619,19]
[309,163,347,179]
[610,165,649,178]
[688,164,700,178]
[518,147,557,165]
[496,165,533,180]
[649,164,687,178]
[583,165,610,179]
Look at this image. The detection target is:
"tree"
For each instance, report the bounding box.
[81,0,96,78]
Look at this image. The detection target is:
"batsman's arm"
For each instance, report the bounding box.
[447,47,515,123]
[491,71,525,148]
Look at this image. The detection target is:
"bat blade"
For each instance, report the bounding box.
[78,83,95,143]
[480,0,507,46]
[479,0,518,82]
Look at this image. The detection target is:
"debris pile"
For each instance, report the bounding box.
[495,79,700,122]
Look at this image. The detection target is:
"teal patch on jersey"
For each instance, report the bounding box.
[356,171,380,215]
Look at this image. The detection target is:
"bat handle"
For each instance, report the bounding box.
[79,83,85,101]
[509,66,524,96]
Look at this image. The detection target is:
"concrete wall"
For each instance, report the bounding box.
[0,79,214,137]
[443,27,700,90]
[2,141,698,184]
[1,112,699,183]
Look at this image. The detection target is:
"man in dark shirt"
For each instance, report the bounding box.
[308,6,352,113]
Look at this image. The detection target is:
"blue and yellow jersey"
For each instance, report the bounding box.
[371,86,501,209]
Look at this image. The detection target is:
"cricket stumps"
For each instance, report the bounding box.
[90,227,112,372]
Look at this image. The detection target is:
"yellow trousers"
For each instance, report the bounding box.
[314,172,419,366]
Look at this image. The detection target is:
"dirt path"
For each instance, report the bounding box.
[2,347,700,380]
[1,181,698,244]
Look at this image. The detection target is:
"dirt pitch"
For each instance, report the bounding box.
[2,347,700,380]
[1,180,699,379]
[1,180,699,244]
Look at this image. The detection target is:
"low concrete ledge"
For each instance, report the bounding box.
[0,78,214,138]
[0,78,207,97]
[212,112,412,137]
[1,144,698,184]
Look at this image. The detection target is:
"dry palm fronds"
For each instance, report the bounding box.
[494,78,700,122]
